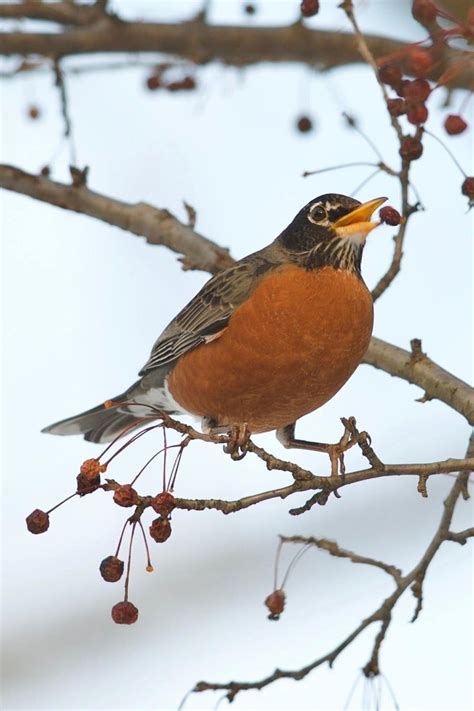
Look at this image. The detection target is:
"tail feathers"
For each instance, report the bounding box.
[42,390,154,444]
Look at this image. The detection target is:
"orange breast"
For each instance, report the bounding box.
[167,265,373,432]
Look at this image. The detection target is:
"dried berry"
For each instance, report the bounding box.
[76,472,100,495]
[28,105,40,120]
[300,0,319,17]
[100,555,124,582]
[149,516,172,543]
[401,78,431,103]
[444,114,468,135]
[26,509,50,534]
[379,64,402,88]
[40,165,50,177]
[80,458,106,480]
[407,48,432,77]
[387,98,406,117]
[181,76,196,90]
[412,0,438,24]
[151,492,176,517]
[461,177,474,201]
[399,136,423,161]
[264,589,286,620]
[379,206,402,226]
[113,484,139,508]
[296,115,313,133]
[111,601,139,625]
[146,75,161,91]
[407,103,428,125]
[244,3,256,14]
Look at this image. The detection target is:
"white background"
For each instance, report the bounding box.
[1,1,472,710]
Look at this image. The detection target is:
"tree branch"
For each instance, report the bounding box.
[190,435,473,702]
[0,1,108,26]
[363,337,474,425]
[0,164,233,274]
[0,10,472,91]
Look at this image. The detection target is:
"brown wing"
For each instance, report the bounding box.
[139,247,280,375]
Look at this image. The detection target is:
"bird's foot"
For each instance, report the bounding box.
[223,423,251,461]
[276,416,360,484]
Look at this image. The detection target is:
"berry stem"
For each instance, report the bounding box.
[130,443,181,487]
[114,518,130,559]
[138,519,153,571]
[123,520,138,603]
[46,490,78,514]
[162,426,168,491]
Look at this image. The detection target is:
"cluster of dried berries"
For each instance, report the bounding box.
[26,402,184,624]
[146,66,196,93]
[377,0,470,171]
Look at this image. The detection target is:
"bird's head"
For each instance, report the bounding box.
[278,193,387,274]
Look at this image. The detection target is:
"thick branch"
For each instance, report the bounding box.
[0,13,472,90]
[0,1,107,26]
[0,164,233,274]
[363,337,474,425]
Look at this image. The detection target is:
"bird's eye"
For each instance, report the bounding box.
[308,205,327,223]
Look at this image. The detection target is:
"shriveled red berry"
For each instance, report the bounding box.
[80,458,106,480]
[26,509,49,534]
[111,601,138,624]
[40,165,50,177]
[444,114,468,135]
[265,589,286,620]
[296,115,313,133]
[461,177,474,201]
[151,492,176,517]
[300,0,319,17]
[76,472,100,495]
[407,48,432,78]
[387,98,406,117]
[113,484,139,508]
[412,0,438,24]
[379,64,402,88]
[379,206,402,226]
[396,79,411,98]
[400,136,423,161]
[401,78,431,102]
[181,76,196,90]
[146,75,160,91]
[28,105,40,120]
[100,555,124,582]
[407,103,428,125]
[149,516,172,543]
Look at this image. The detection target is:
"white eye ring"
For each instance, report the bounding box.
[308,205,327,224]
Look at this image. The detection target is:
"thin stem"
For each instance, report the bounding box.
[123,520,137,603]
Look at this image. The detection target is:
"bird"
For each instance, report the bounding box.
[43,193,386,458]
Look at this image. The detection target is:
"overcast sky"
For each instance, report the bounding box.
[1,2,473,710]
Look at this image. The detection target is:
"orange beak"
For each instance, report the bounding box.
[334,197,387,239]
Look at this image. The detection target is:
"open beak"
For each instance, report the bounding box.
[334,197,387,240]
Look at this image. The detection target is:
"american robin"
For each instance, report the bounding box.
[43,193,386,460]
